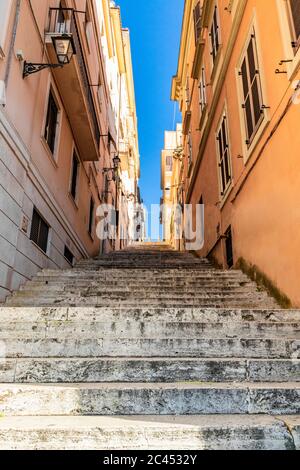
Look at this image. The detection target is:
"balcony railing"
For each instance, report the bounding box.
[46,8,100,147]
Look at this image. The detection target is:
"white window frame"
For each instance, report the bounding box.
[236,17,270,163]
[0,0,13,59]
[215,107,233,200]
[276,0,300,80]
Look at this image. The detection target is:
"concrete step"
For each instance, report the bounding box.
[0,307,298,323]
[1,336,299,358]
[0,320,299,339]
[0,415,298,450]
[1,357,299,383]
[0,382,299,416]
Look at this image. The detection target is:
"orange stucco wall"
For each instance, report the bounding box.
[175,0,300,306]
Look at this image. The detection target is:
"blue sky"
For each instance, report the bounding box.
[117,0,184,210]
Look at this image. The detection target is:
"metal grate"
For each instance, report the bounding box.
[30,208,50,254]
[64,246,74,265]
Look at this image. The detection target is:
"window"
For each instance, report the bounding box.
[210,5,220,63]
[193,1,202,44]
[0,0,12,58]
[70,151,79,200]
[64,246,74,265]
[185,77,191,106]
[88,197,95,235]
[199,66,207,112]
[288,0,300,50]
[30,208,50,254]
[216,113,232,195]
[239,30,263,146]
[166,155,173,172]
[44,90,59,154]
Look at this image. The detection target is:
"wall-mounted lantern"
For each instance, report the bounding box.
[23,33,76,78]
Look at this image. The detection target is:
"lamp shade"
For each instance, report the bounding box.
[52,34,75,65]
[113,155,121,168]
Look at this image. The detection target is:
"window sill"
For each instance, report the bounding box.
[30,239,49,258]
[40,137,58,169]
[68,192,79,210]
[87,231,95,242]
[243,114,270,165]
[64,255,74,267]
[199,105,208,130]
[210,46,223,84]
[219,182,234,210]
[287,49,300,81]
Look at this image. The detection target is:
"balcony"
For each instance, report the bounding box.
[45,8,100,161]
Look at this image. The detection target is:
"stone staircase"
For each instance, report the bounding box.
[0,243,299,449]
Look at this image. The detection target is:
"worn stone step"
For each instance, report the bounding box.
[1,357,299,383]
[6,299,277,309]
[0,307,298,323]
[0,415,298,450]
[36,269,249,278]
[0,383,299,416]
[1,336,299,358]
[19,283,255,293]
[0,320,299,340]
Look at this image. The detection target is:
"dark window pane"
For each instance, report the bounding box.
[241,60,249,99]
[290,0,300,40]
[225,227,233,268]
[245,97,253,140]
[252,77,262,126]
[218,131,223,157]
[222,120,227,153]
[30,208,49,254]
[44,92,58,154]
[224,149,231,183]
[39,220,49,253]
[88,198,94,234]
[70,154,79,199]
[220,161,226,192]
[64,246,74,265]
[30,210,40,245]
[247,38,256,81]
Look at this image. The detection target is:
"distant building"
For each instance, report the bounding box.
[160,124,183,249]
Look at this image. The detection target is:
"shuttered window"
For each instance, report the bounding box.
[188,132,193,168]
[210,5,220,63]
[30,208,50,254]
[193,2,202,44]
[216,114,231,195]
[239,31,263,146]
[44,90,59,154]
[199,66,207,112]
[166,155,173,172]
[70,152,79,200]
[289,0,300,49]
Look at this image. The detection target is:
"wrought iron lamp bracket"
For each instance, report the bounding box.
[23,62,63,78]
